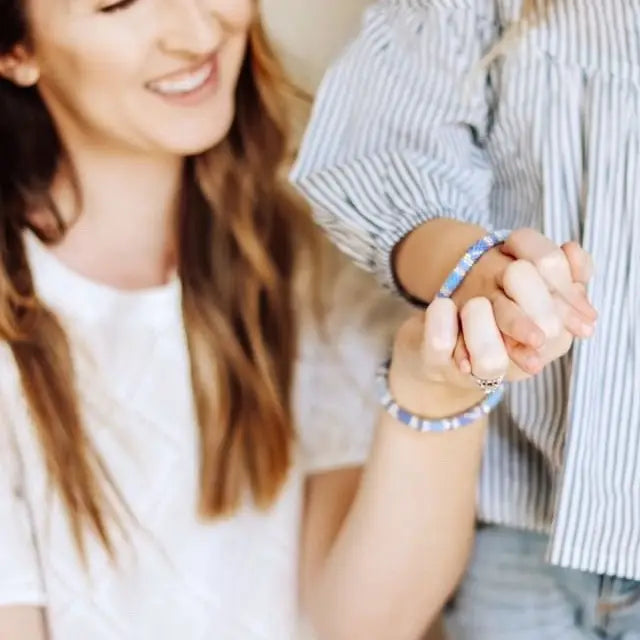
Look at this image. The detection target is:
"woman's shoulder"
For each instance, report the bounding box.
[297,241,408,360]
[294,244,409,474]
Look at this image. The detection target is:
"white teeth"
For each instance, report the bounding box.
[149,63,213,95]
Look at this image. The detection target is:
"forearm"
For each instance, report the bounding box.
[393,218,505,303]
[307,388,487,640]
[291,2,496,290]
[0,606,47,640]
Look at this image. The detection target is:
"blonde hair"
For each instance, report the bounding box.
[481,0,550,67]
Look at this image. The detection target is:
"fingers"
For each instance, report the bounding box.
[498,257,594,341]
[500,260,562,339]
[456,258,558,375]
[425,268,591,386]
[504,335,544,376]
[502,229,597,322]
[421,298,458,368]
[562,241,595,286]
[453,336,472,374]
[460,298,509,382]
[552,288,595,339]
[495,260,591,372]
[502,229,572,291]
[455,298,542,376]
[423,297,510,385]
[490,292,545,348]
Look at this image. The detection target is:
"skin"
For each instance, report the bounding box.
[2,0,252,290]
[394,220,596,378]
[1,1,517,638]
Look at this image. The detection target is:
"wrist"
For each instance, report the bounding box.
[451,245,513,306]
[393,219,488,303]
[387,365,486,420]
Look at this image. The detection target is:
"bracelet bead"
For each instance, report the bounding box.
[376,360,504,432]
[378,229,511,432]
[437,229,510,299]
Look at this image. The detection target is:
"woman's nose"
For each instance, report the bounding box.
[159,0,223,59]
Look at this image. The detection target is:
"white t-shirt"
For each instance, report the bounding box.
[0,234,405,640]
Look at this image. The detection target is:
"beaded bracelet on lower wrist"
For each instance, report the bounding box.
[376,360,504,433]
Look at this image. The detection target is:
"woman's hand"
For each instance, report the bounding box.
[305,296,510,640]
[389,296,509,418]
[451,229,596,377]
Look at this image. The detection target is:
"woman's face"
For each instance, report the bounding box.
[8,0,253,157]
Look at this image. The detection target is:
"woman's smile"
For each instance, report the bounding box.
[145,53,219,105]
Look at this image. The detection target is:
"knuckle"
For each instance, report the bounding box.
[536,313,563,339]
[535,249,569,280]
[563,240,582,256]
[508,315,535,339]
[461,296,492,319]
[541,332,573,363]
[563,242,593,279]
[502,259,535,292]
[507,227,536,247]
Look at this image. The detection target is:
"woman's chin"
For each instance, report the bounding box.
[157,108,235,158]
[159,130,230,158]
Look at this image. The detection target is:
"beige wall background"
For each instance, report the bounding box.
[262,0,372,93]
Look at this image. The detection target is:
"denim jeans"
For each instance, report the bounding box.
[446,526,640,639]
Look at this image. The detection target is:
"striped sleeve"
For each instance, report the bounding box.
[290,0,499,288]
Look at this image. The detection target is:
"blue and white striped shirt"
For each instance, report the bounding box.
[291,0,640,579]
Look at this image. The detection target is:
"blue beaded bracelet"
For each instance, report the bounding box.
[437,229,511,299]
[376,229,510,432]
[376,360,505,433]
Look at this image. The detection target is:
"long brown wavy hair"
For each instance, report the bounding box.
[0,0,317,556]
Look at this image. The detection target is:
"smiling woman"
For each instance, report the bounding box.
[0,1,504,639]
[23,0,251,153]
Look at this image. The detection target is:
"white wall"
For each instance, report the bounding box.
[261,0,372,93]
